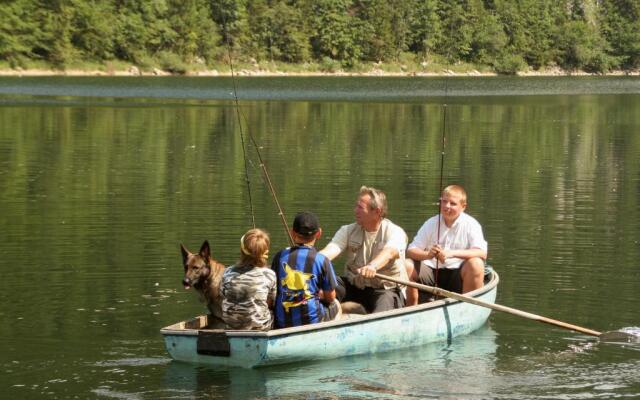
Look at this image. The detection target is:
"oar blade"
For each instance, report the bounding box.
[599,327,640,343]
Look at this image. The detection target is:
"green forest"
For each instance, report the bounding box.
[1,0,639,74]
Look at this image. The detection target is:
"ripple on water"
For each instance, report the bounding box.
[94,357,171,368]
[92,387,143,400]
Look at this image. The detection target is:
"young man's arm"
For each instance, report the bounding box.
[407,245,439,261]
[406,219,434,261]
[436,247,487,263]
[436,218,487,262]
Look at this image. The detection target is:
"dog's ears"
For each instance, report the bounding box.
[180,243,190,264]
[199,240,211,262]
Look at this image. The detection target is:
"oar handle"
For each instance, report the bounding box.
[376,273,602,337]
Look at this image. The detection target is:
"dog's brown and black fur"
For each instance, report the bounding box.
[180,241,226,320]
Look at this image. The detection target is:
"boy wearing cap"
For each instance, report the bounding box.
[271,211,341,328]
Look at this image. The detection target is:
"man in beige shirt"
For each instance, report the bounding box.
[321,186,407,313]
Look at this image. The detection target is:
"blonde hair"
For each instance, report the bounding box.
[442,185,467,206]
[358,185,388,218]
[239,228,270,268]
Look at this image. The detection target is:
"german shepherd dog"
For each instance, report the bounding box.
[180,241,226,320]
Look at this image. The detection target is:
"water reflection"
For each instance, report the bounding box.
[2,76,640,102]
[76,331,638,399]
[163,325,498,399]
[2,78,640,399]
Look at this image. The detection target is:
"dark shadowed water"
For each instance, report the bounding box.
[1,76,639,399]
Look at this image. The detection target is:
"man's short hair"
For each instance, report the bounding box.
[358,186,388,218]
[442,185,467,205]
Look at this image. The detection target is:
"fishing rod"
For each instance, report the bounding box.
[246,134,295,247]
[221,14,294,247]
[434,82,449,288]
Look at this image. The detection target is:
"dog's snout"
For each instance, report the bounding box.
[182,278,191,288]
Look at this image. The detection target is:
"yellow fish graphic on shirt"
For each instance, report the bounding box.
[281,263,314,312]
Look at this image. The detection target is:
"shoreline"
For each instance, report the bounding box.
[2,67,639,78]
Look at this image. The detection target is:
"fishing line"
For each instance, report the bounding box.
[226,39,256,229]
[220,10,294,246]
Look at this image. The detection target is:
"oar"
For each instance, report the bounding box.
[376,273,638,341]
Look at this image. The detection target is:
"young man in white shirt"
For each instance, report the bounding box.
[405,185,487,306]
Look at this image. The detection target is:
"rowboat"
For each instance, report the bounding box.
[160,270,499,368]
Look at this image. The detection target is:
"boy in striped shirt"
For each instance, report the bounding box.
[271,211,340,328]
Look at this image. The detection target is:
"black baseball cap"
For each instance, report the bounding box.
[293,211,320,236]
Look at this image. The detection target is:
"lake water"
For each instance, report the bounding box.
[1,76,639,399]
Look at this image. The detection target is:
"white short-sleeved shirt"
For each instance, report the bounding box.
[408,212,487,270]
[329,220,407,261]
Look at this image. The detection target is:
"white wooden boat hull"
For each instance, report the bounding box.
[161,271,499,368]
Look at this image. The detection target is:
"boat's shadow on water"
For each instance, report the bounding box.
[163,325,499,399]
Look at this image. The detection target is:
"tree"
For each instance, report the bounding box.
[556,19,616,73]
[166,0,219,64]
[112,1,175,64]
[554,1,617,73]
[435,0,475,62]
[69,0,116,61]
[246,0,311,63]
[307,0,369,67]
[209,0,249,52]
[0,0,40,66]
[466,0,508,67]
[407,0,441,61]
[1,0,640,73]
[356,0,414,62]
[600,0,640,69]
[494,0,563,69]
[35,0,79,67]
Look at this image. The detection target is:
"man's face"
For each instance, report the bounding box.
[440,192,466,222]
[354,194,379,227]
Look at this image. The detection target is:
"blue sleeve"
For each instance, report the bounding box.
[320,256,337,291]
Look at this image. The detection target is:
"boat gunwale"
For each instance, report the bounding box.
[161,270,499,338]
